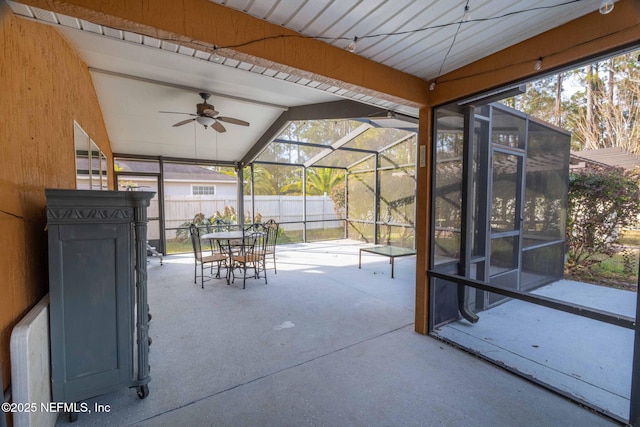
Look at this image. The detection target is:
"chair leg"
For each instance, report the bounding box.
[194,262,197,284]
[259,256,267,284]
[263,260,268,285]
[200,263,204,289]
[273,253,277,274]
[242,263,247,289]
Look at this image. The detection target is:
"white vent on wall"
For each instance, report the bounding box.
[10,295,57,427]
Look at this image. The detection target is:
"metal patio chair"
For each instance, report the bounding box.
[225,230,267,289]
[189,223,227,289]
[260,219,279,274]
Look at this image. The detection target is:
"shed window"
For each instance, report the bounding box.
[192,185,216,195]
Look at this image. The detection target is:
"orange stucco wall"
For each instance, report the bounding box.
[0,5,112,391]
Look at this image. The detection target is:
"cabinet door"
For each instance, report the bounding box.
[49,222,133,402]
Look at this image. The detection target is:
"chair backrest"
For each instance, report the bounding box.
[243,233,259,257]
[251,227,267,255]
[263,219,279,252]
[189,223,203,262]
[223,232,257,259]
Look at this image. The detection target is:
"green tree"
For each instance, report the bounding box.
[503,51,640,153]
[244,164,301,196]
[307,167,344,195]
[281,167,345,196]
[503,75,562,125]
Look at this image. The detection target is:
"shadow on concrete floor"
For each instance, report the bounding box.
[55,240,616,426]
[434,279,635,423]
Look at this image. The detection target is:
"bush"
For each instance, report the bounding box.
[566,167,640,272]
[174,206,265,242]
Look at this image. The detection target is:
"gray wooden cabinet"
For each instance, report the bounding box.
[46,189,154,410]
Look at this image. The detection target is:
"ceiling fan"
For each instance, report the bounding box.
[159,92,250,133]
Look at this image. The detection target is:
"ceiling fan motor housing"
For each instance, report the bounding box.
[197,102,213,115]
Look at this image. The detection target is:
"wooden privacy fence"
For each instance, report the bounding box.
[164,194,340,237]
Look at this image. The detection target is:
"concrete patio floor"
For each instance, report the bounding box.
[433,280,636,424]
[55,240,616,426]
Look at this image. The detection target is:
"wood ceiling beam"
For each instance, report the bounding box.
[17,0,430,108]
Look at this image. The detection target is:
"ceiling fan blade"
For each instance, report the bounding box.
[217,116,250,126]
[173,118,196,127]
[159,111,197,116]
[211,120,227,133]
[202,108,219,117]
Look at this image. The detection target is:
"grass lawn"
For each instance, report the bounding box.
[564,229,640,291]
[565,249,639,291]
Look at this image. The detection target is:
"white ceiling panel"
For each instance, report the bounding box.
[209,0,608,79]
[90,73,284,161]
[6,0,615,165]
[229,0,278,20]
[298,1,365,36]
[58,27,338,107]
[261,0,307,24]
[281,1,333,31]
[52,25,352,162]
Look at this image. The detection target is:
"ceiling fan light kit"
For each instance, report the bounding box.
[196,116,215,127]
[159,92,250,133]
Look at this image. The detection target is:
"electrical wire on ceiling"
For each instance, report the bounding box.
[435,25,634,87]
[431,0,470,90]
[0,208,39,223]
[98,0,618,89]
[164,0,610,86]
[204,0,590,51]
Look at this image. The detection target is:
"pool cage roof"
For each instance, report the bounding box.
[111,100,419,173]
[245,102,419,172]
[254,119,418,171]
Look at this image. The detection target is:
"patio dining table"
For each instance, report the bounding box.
[201,230,265,286]
[201,230,255,263]
[201,230,247,241]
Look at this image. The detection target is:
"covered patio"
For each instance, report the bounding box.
[55,241,613,426]
[2,1,640,426]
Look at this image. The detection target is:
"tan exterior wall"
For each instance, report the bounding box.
[0,5,112,391]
